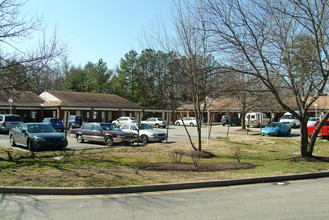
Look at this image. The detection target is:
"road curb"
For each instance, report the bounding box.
[1,171,329,195]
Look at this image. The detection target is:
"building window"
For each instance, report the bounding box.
[93,111,98,120]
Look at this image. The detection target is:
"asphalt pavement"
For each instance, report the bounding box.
[0,125,301,151]
[1,178,329,219]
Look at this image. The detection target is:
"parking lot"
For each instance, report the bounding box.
[0,125,301,151]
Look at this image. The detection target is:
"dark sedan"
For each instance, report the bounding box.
[70,122,137,146]
[9,123,68,151]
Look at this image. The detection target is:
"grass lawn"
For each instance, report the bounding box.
[0,135,329,187]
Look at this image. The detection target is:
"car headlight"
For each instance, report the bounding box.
[34,136,46,142]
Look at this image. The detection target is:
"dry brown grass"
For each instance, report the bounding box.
[1,135,329,187]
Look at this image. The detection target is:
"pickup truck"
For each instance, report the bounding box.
[70,122,137,146]
[307,120,329,139]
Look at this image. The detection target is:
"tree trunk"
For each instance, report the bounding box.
[197,124,202,151]
[241,112,246,130]
[300,120,310,157]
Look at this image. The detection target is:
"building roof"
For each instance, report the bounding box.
[177,96,329,113]
[39,91,144,110]
[177,97,274,112]
[310,96,329,110]
[0,90,44,107]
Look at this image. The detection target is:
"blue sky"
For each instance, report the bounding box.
[22,0,174,69]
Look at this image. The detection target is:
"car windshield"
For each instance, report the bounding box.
[139,124,153,130]
[100,123,120,131]
[309,117,319,121]
[267,123,281,128]
[51,119,62,123]
[27,124,55,133]
[6,116,23,122]
[282,115,295,119]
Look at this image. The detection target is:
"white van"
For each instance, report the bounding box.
[245,112,270,127]
[280,112,300,128]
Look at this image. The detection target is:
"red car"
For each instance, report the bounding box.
[307,120,329,139]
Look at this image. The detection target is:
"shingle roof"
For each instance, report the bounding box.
[178,96,329,113]
[40,91,144,109]
[0,90,44,107]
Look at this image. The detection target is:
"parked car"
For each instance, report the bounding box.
[112,117,138,127]
[9,123,67,151]
[120,123,167,144]
[142,118,168,128]
[42,118,65,132]
[280,112,300,128]
[221,115,241,126]
[175,117,199,127]
[261,122,291,136]
[70,122,137,146]
[0,114,23,133]
[68,115,86,129]
[307,120,329,139]
[307,117,320,127]
[245,112,270,127]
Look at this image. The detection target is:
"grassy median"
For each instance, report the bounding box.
[0,135,329,187]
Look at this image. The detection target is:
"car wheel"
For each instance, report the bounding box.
[277,131,281,136]
[222,123,226,126]
[10,135,16,146]
[190,123,194,127]
[141,135,148,144]
[292,123,296,128]
[105,136,114,146]
[176,122,180,126]
[163,126,166,129]
[77,134,84,143]
[287,129,291,136]
[155,124,160,128]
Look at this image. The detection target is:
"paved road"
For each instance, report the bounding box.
[1,177,328,220]
[0,125,301,150]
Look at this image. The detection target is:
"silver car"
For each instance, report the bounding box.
[175,117,199,127]
[142,118,168,128]
[307,117,320,127]
[120,123,167,144]
[0,114,23,133]
[112,117,138,127]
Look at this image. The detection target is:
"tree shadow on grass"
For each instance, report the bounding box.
[288,156,329,162]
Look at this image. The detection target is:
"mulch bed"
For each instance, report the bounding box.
[135,162,256,172]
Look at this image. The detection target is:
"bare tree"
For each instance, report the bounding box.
[169,0,220,151]
[199,0,329,157]
[142,0,220,151]
[0,0,66,94]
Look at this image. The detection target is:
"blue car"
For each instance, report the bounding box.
[261,122,291,136]
[42,118,65,132]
